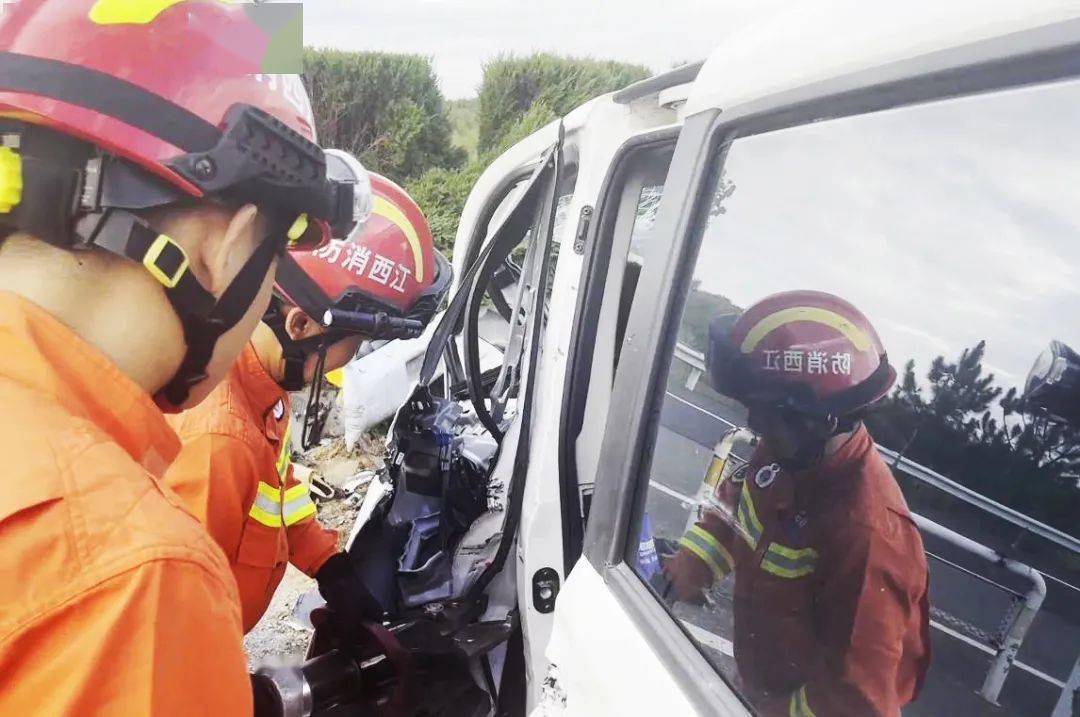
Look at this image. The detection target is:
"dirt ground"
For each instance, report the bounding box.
[243,432,385,669]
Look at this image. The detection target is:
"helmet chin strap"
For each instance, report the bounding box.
[263,298,327,391]
[773,413,847,472]
[776,440,828,472]
[263,297,356,450]
[74,209,284,411]
[301,345,330,451]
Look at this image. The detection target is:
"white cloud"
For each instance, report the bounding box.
[693,78,1080,393]
[302,0,786,98]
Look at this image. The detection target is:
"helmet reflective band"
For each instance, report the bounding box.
[708,290,896,418]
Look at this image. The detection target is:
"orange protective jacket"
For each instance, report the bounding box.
[166,343,339,632]
[0,293,251,715]
[676,426,931,717]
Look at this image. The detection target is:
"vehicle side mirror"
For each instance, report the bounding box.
[1023,340,1080,425]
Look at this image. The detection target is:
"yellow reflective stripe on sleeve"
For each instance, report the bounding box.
[283,483,309,503]
[249,503,283,528]
[761,560,816,579]
[282,494,317,526]
[767,543,818,561]
[679,540,720,576]
[679,526,734,578]
[249,481,284,527]
[761,542,818,579]
[255,481,280,501]
[789,686,817,717]
[736,488,762,549]
[255,481,279,501]
[282,480,315,526]
[741,488,763,536]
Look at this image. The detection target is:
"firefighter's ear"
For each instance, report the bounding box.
[284,306,322,342]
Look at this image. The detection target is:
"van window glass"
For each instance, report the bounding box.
[628,77,1080,717]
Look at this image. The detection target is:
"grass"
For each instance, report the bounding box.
[448,98,479,161]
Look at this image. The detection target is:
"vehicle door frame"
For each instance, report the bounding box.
[557,127,681,572]
[580,20,1080,715]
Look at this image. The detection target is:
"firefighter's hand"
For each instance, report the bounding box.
[662,550,711,605]
[315,552,386,635]
[715,474,742,512]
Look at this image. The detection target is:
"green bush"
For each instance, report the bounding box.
[477,54,650,153]
[404,163,485,257]
[303,49,466,181]
[448,98,480,161]
[409,54,651,257]
[407,100,562,254]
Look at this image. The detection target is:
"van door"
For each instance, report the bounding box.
[542,25,1080,717]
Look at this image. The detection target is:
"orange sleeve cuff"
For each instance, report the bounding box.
[288,517,340,577]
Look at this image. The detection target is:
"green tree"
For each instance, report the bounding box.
[407,99,562,254]
[677,281,739,352]
[866,341,1080,535]
[477,54,650,153]
[303,49,466,181]
[1001,387,1080,485]
[925,341,1002,436]
[407,55,652,256]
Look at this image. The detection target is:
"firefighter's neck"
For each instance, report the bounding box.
[251,321,288,383]
[823,428,857,458]
[785,428,857,477]
[0,233,186,393]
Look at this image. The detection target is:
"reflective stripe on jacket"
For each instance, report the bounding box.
[679,426,931,717]
[0,293,251,715]
[166,343,339,632]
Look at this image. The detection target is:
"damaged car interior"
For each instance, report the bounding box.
[252,142,565,717]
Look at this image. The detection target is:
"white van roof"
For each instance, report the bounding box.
[684,0,1080,116]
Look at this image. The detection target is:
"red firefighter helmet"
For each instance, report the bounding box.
[276,171,451,333]
[708,290,895,417]
[269,169,451,448]
[1,0,313,188]
[0,0,363,407]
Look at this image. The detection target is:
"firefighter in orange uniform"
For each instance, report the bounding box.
[166,169,452,633]
[665,290,931,717]
[0,1,358,712]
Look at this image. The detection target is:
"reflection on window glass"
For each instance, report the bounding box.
[545,193,574,305]
[630,184,664,254]
[630,78,1080,717]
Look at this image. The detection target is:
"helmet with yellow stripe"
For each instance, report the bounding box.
[267,166,451,447]
[0,0,366,408]
[273,169,450,344]
[708,290,895,418]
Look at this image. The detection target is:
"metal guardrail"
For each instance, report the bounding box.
[912,514,1047,704]
[663,347,1080,713]
[671,341,1080,555]
[1054,655,1080,717]
[674,342,706,391]
[662,467,1054,708]
[881,447,1080,556]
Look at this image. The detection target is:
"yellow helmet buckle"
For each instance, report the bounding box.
[0,146,24,215]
